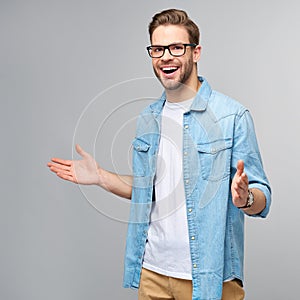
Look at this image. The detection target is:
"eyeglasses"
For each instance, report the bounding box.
[146,43,197,58]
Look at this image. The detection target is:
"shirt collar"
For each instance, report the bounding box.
[150,76,212,114]
[189,76,211,112]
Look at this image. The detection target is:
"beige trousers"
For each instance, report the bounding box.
[138,268,245,300]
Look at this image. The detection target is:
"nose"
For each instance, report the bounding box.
[161,48,173,60]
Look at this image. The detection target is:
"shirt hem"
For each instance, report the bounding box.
[142,262,193,280]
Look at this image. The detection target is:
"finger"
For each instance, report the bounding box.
[237,182,248,193]
[57,172,77,183]
[48,161,72,173]
[235,177,248,192]
[50,157,72,166]
[232,185,241,201]
[48,165,72,175]
[48,161,72,171]
[241,172,249,185]
[233,183,246,196]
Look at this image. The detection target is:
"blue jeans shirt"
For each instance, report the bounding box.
[123,77,271,300]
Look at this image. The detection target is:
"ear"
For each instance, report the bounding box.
[193,45,201,63]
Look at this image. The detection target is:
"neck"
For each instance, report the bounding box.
[165,76,201,103]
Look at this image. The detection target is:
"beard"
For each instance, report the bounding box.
[153,55,195,91]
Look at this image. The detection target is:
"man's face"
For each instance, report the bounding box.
[150,25,199,91]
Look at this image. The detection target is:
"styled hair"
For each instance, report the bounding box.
[148,9,200,44]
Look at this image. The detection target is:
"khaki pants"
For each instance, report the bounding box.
[138,268,245,300]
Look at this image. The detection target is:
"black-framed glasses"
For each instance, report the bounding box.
[146,43,197,58]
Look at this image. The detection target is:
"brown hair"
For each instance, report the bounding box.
[148,9,200,44]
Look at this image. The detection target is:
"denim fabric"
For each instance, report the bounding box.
[123,77,271,300]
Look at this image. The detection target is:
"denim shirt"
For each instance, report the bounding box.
[123,77,271,300]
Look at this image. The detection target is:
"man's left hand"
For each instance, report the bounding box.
[231,160,249,208]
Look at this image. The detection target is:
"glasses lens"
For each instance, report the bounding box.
[149,46,164,58]
[169,44,185,56]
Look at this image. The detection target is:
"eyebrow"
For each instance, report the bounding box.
[150,42,188,46]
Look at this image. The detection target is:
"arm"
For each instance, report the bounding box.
[47,144,132,199]
[231,160,266,215]
[231,110,271,217]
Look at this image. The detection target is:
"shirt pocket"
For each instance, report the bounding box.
[132,138,151,176]
[197,138,233,181]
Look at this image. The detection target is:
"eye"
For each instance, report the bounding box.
[153,46,164,53]
[172,44,184,50]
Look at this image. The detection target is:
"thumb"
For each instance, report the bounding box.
[75,144,87,158]
[236,160,244,175]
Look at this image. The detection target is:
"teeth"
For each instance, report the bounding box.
[162,67,179,74]
[162,67,178,71]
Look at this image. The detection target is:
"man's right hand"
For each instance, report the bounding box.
[47,144,101,185]
[47,144,133,199]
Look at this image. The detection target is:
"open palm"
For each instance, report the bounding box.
[48,144,100,185]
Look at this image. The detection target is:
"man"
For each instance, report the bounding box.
[48,8,271,300]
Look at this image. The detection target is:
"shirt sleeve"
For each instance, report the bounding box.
[231,109,272,218]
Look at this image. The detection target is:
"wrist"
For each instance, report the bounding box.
[97,167,109,189]
[238,189,254,209]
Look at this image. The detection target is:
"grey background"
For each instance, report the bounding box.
[1,0,299,299]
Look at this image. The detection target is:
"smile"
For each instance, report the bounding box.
[161,66,179,74]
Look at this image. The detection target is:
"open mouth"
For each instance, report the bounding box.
[161,66,179,75]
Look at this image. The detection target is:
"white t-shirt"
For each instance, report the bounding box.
[142,98,194,280]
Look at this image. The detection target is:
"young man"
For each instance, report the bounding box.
[48,9,271,300]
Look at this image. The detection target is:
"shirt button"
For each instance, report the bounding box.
[185,179,189,184]
[193,264,197,268]
[184,151,188,156]
[191,236,195,240]
[184,125,189,129]
[188,208,193,213]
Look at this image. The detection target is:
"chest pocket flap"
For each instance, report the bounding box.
[132,138,150,152]
[197,138,233,181]
[132,138,151,177]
